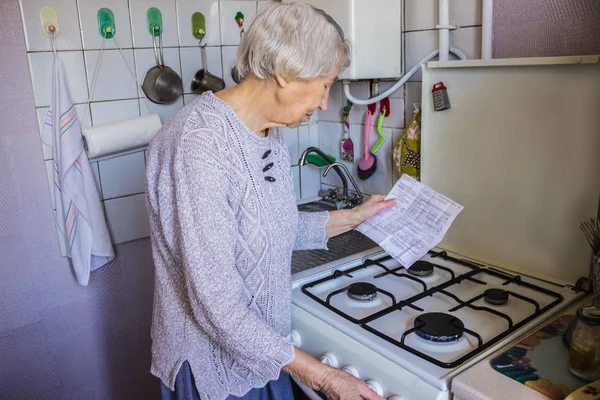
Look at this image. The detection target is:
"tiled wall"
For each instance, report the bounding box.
[21,0,482,246]
[20,0,322,246]
[316,0,483,197]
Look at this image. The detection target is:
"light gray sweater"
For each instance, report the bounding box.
[145,92,330,400]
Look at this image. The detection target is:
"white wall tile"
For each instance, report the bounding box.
[78,0,134,49]
[281,127,299,165]
[129,0,179,48]
[300,165,321,200]
[29,52,89,107]
[19,0,83,51]
[292,166,301,201]
[104,193,150,244]
[404,0,437,31]
[298,125,310,157]
[134,47,181,96]
[90,161,102,196]
[220,1,257,46]
[140,96,184,123]
[180,46,223,94]
[176,0,221,46]
[183,94,199,105]
[405,27,482,81]
[98,151,146,199]
[84,50,138,101]
[91,99,140,126]
[379,81,405,99]
[221,46,238,87]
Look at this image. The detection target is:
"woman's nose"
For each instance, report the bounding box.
[319,90,330,111]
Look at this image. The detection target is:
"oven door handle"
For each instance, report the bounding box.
[291,376,324,400]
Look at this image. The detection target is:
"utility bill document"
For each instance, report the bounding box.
[356,175,464,267]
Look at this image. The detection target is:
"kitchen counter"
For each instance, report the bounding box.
[291,229,377,274]
[453,296,593,400]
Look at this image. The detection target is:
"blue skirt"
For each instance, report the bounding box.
[160,361,295,400]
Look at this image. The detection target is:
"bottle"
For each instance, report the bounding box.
[569,305,600,381]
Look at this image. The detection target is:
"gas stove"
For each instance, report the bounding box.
[290,249,584,400]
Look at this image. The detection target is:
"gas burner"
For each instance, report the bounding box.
[347,282,378,301]
[407,261,434,277]
[414,312,464,342]
[484,288,509,305]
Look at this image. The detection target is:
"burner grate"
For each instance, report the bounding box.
[301,250,564,368]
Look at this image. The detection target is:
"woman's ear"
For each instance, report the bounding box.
[274,73,288,89]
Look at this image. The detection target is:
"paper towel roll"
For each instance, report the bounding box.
[82,114,162,158]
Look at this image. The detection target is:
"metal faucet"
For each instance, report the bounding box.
[298,147,363,208]
[298,147,349,198]
[323,162,364,207]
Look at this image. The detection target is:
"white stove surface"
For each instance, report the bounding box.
[291,249,584,394]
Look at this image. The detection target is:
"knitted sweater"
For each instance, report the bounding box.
[145,92,330,400]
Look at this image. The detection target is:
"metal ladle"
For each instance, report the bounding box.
[190,41,226,94]
[231,28,244,84]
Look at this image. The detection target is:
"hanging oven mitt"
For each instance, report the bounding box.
[393,104,421,180]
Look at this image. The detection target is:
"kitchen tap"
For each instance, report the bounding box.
[298,147,349,199]
[323,162,364,207]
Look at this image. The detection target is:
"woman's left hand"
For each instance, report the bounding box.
[351,194,396,225]
[325,194,396,238]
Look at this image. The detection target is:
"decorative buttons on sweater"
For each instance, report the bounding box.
[262,150,275,182]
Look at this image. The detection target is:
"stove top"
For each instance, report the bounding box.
[292,250,583,390]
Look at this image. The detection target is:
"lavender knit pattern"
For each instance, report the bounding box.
[145,92,330,400]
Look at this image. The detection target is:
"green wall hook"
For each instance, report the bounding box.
[147,7,163,36]
[191,12,206,41]
[97,8,115,39]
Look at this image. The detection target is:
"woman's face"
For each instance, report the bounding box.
[276,70,339,128]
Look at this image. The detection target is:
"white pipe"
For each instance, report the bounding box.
[343,48,467,105]
[438,0,450,61]
[482,0,494,59]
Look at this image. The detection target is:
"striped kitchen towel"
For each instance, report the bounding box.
[42,56,114,285]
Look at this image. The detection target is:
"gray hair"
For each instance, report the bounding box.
[236,3,351,81]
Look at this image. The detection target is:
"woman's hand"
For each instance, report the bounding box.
[320,368,385,400]
[325,194,396,238]
[284,348,385,400]
[352,195,396,224]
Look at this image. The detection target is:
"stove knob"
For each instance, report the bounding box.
[289,330,302,348]
[388,397,405,400]
[342,365,360,378]
[319,352,339,368]
[366,380,384,396]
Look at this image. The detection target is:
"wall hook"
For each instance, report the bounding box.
[39,5,60,38]
[147,7,163,37]
[191,12,206,40]
[97,8,116,38]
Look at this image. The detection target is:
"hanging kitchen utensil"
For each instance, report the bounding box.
[142,25,183,104]
[340,100,354,162]
[231,11,245,84]
[191,42,226,94]
[371,98,390,154]
[357,105,377,180]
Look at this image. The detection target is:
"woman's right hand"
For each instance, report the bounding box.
[319,367,385,400]
[284,347,386,400]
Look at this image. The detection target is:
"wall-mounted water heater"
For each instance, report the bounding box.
[282,0,402,80]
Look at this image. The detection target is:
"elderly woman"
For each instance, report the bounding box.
[146,3,394,400]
